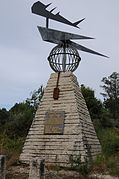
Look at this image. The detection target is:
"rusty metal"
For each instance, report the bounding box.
[53,72,60,100]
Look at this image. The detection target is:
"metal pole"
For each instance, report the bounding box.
[62,42,66,72]
[46,17,49,28]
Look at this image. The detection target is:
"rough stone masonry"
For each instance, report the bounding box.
[20,72,101,166]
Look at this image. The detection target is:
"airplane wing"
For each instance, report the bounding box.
[37,26,108,58]
[69,41,109,58]
[37,26,94,43]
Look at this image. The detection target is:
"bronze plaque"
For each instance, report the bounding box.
[44,111,65,134]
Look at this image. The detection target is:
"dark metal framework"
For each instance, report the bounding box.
[32,1,108,72]
[48,42,81,72]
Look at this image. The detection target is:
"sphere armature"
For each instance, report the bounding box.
[48,42,81,72]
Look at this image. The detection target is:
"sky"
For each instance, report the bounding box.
[0,0,119,109]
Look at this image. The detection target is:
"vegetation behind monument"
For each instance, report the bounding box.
[0,72,119,176]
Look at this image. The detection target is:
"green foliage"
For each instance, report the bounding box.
[91,127,119,177]
[4,103,34,138]
[81,84,103,120]
[98,128,119,156]
[80,84,112,129]
[101,72,119,119]
[93,110,114,129]
[107,157,119,176]
[92,154,119,177]
[0,134,24,154]
[0,133,24,168]
[0,108,9,127]
[69,154,90,177]
[26,85,44,111]
[101,72,119,99]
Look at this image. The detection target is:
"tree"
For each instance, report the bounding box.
[0,108,9,128]
[81,84,115,128]
[26,85,44,111]
[101,72,119,119]
[81,84,103,120]
[5,103,34,138]
[1,86,44,138]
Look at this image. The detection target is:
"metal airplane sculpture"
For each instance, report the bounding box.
[32,1,108,58]
[32,1,85,28]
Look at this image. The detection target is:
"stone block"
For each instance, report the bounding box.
[20,72,101,166]
[29,159,45,179]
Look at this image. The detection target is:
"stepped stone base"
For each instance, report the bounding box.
[20,72,101,166]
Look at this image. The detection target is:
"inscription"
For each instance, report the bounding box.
[44,111,65,134]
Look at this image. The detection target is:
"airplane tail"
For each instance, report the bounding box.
[73,18,85,26]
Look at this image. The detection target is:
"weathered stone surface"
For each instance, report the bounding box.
[20,72,101,166]
[29,159,45,179]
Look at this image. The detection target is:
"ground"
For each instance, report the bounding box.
[6,164,119,179]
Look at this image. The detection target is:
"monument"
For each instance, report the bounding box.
[20,1,108,166]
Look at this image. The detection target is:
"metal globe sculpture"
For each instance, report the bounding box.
[32,1,108,73]
[48,43,81,72]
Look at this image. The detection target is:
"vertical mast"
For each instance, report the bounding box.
[46,17,49,28]
[62,42,67,72]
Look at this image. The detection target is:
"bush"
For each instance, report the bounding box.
[97,128,119,156]
[4,103,34,138]
[69,155,91,178]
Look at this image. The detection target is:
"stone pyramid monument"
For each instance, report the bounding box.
[20,72,101,166]
[20,0,108,167]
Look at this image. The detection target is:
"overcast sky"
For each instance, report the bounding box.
[0,0,119,109]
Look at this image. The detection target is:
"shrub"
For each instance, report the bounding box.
[98,128,119,156]
[69,155,91,177]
